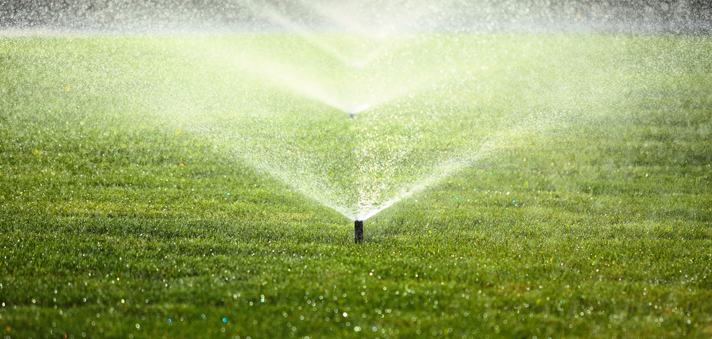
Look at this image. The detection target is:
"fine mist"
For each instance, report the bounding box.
[2,1,709,221]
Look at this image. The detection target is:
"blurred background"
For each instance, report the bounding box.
[1,0,711,33]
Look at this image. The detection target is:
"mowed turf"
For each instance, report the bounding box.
[1,33,711,338]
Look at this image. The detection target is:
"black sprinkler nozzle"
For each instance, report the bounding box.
[355,220,363,243]
[349,113,355,119]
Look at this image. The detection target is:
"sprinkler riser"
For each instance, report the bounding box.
[354,220,363,243]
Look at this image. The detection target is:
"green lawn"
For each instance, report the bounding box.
[1,33,711,338]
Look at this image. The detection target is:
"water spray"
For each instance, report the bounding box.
[354,220,363,243]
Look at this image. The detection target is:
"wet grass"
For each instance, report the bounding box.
[1,33,712,338]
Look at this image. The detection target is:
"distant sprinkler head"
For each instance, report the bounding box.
[354,220,363,243]
[348,112,355,119]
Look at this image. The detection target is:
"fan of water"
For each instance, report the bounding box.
[156,4,575,221]
[6,0,680,223]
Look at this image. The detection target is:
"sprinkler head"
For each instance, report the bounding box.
[348,112,355,119]
[354,220,363,243]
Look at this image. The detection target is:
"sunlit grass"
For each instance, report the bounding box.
[0,33,711,338]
